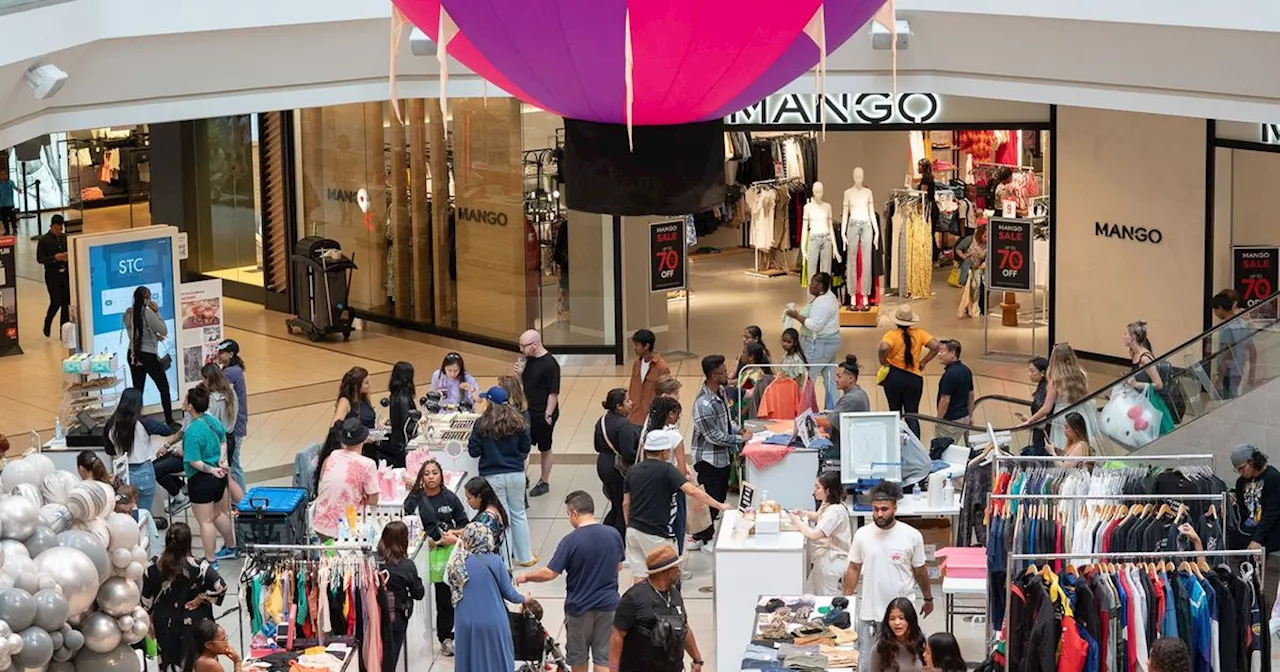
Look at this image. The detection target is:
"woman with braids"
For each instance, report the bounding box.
[878,306,941,438]
[640,396,693,555]
[141,522,227,672]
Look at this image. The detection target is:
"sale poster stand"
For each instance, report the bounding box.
[176,279,225,393]
[651,218,698,361]
[982,217,1040,361]
[1232,245,1278,320]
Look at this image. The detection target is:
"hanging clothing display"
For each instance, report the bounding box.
[891,193,932,299]
[1006,560,1268,672]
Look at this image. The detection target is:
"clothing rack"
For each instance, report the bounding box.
[974,161,1036,172]
[1001,547,1268,672]
[744,178,804,279]
[991,453,1216,483]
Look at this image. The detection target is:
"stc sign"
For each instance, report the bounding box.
[726,92,941,126]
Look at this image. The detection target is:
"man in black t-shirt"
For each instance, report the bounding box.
[610,546,707,672]
[935,339,974,445]
[517,329,561,497]
[623,430,728,582]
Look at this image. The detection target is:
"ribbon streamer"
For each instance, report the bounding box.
[802,3,827,139]
[624,7,635,151]
[872,0,898,99]
[438,6,459,121]
[389,6,409,124]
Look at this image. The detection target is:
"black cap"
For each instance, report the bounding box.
[217,339,240,354]
[339,417,369,446]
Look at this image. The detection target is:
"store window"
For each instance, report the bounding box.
[1212,121,1280,308]
[294,99,615,347]
[189,115,263,288]
[64,126,151,233]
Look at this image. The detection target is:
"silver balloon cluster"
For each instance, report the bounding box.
[0,453,150,672]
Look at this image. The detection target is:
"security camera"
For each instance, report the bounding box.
[25,64,67,100]
[871,20,911,50]
[409,28,437,56]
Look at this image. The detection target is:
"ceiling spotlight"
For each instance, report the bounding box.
[25,64,68,100]
[410,28,437,56]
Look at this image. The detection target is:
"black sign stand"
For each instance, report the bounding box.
[649,219,696,360]
[983,216,1039,360]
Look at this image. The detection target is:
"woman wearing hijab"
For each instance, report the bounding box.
[448,523,531,672]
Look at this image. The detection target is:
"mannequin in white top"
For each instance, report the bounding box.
[803,181,837,277]
[841,167,879,311]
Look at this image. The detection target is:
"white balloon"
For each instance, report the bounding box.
[34,579,54,593]
[0,498,39,542]
[0,542,28,562]
[113,617,131,635]
[38,474,75,508]
[122,565,142,583]
[0,462,41,496]
[128,620,146,638]
[5,634,20,654]
[0,653,10,670]
[108,551,130,571]
[9,486,41,511]
[128,548,145,566]
[101,517,137,553]
[22,456,55,485]
[0,620,11,637]
[0,638,9,656]
[92,484,114,520]
[0,576,13,592]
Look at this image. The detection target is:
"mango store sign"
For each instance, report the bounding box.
[726,92,941,126]
[1262,124,1280,145]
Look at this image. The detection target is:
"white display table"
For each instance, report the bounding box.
[743,448,820,512]
[714,510,806,672]
[847,492,960,526]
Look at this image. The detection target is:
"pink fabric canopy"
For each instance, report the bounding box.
[393,0,887,126]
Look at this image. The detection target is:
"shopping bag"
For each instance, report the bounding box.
[686,476,713,534]
[1099,386,1163,449]
[947,263,961,288]
[428,543,452,583]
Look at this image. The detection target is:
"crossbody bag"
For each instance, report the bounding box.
[599,415,631,476]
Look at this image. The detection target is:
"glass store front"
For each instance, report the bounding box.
[293,98,616,350]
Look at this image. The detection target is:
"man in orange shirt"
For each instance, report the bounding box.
[627,329,670,425]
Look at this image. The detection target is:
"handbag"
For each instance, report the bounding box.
[157,339,173,371]
[876,365,890,386]
[947,263,961,288]
[599,415,631,476]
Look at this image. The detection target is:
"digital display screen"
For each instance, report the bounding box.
[87,237,177,408]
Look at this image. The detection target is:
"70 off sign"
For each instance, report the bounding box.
[997,248,1024,275]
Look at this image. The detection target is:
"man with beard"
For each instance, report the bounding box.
[843,481,932,667]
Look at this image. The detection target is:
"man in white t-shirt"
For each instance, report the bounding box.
[843,481,933,667]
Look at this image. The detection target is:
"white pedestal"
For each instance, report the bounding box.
[743,449,820,512]
[713,510,806,672]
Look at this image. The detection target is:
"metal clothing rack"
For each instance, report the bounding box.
[974,161,1036,172]
[991,453,1216,486]
[1000,547,1267,671]
[745,178,803,279]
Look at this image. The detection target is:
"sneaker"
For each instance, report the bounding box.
[686,539,705,552]
[529,481,550,497]
[165,493,190,514]
[516,555,540,568]
[700,541,715,554]
[209,560,219,573]
[440,639,455,657]
[214,546,238,560]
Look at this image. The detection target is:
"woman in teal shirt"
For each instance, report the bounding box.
[182,386,237,567]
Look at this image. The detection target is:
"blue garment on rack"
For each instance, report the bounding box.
[1180,572,1211,672]
[1159,571,1178,638]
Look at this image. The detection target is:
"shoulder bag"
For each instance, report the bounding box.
[599,415,631,476]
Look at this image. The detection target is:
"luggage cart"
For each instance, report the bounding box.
[285,236,357,342]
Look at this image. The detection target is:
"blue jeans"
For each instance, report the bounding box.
[803,333,842,409]
[228,433,246,493]
[128,462,157,514]
[486,471,534,564]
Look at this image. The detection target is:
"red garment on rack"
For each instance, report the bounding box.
[1058,614,1089,672]
[757,376,801,420]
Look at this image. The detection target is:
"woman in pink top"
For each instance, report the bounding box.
[313,418,380,539]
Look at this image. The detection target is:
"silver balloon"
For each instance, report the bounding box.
[111,617,130,636]
[0,498,38,542]
[9,487,40,511]
[49,648,72,663]
[56,632,78,656]
[0,576,13,592]
[31,591,67,632]
[72,644,138,672]
[93,580,138,619]
[0,590,36,631]
[43,636,58,655]
[23,455,54,486]
[1,542,28,562]
[0,620,11,637]
[35,580,55,595]
[34,508,68,537]
[76,614,118,655]
[31,550,96,618]
[0,654,10,670]
[52,534,107,585]
[0,462,41,496]
[15,628,52,669]
[22,530,57,561]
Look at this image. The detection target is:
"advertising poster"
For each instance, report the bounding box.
[0,236,20,356]
[649,219,686,292]
[177,280,225,393]
[988,217,1034,293]
[1232,246,1278,316]
[86,237,177,406]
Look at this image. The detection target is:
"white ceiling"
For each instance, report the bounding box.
[1,3,1279,148]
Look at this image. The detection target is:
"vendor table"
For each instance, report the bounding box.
[714,510,806,672]
[941,577,986,633]
[742,595,859,671]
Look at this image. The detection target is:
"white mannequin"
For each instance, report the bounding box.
[841,167,879,310]
[803,182,837,276]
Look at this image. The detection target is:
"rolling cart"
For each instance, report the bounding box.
[285,236,357,342]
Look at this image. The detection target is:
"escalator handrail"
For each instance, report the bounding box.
[900,290,1280,435]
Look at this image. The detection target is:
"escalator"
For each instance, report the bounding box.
[907,292,1280,476]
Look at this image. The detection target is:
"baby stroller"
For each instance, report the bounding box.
[511,600,569,672]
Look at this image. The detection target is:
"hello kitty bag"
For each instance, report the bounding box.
[1099,386,1164,449]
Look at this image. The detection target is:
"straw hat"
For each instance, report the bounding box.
[891,305,921,327]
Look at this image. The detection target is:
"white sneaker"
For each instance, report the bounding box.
[700,541,715,554]
[686,539,705,552]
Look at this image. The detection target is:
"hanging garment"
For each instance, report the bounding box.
[757,376,801,420]
[904,205,932,299]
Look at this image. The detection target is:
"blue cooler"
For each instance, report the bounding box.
[235,487,308,546]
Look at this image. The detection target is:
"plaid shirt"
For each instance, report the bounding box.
[691,384,744,468]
